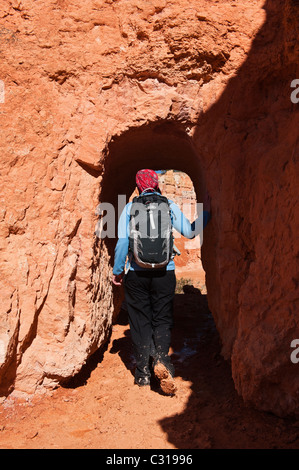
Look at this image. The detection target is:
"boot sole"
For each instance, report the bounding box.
[153,362,177,396]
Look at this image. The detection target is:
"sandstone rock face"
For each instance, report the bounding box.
[158,170,204,275]
[0,0,298,416]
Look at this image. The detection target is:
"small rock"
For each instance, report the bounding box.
[26,430,38,439]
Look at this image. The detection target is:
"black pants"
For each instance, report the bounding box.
[124,269,176,380]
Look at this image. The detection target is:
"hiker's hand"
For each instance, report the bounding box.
[112,273,124,286]
[203,190,211,212]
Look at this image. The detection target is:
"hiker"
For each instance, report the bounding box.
[112,169,211,395]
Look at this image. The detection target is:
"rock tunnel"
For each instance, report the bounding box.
[0,0,298,420]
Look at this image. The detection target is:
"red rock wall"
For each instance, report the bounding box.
[0,0,298,416]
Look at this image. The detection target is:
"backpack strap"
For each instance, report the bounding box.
[140,188,156,195]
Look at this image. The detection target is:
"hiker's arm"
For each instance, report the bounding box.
[169,200,210,240]
[113,203,130,278]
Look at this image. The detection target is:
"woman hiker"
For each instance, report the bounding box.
[112,169,211,395]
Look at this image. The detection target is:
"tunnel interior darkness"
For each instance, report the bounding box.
[100,120,206,215]
[99,119,209,317]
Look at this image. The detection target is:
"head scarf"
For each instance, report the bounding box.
[136,169,159,193]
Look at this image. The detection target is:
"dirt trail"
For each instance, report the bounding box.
[0,274,299,450]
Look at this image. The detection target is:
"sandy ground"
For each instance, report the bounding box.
[0,272,299,450]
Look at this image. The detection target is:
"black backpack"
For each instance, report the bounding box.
[129,192,174,269]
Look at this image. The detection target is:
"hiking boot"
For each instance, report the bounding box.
[153,360,177,396]
[134,376,151,387]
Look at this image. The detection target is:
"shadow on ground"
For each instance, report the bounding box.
[156,286,299,449]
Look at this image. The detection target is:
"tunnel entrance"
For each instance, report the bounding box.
[99,120,209,318]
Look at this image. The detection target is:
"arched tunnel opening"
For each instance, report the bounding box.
[100,120,206,209]
[99,120,211,318]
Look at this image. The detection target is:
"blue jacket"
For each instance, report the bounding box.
[113,195,210,275]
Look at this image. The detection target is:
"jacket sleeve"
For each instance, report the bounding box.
[169,200,210,239]
[113,203,131,275]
